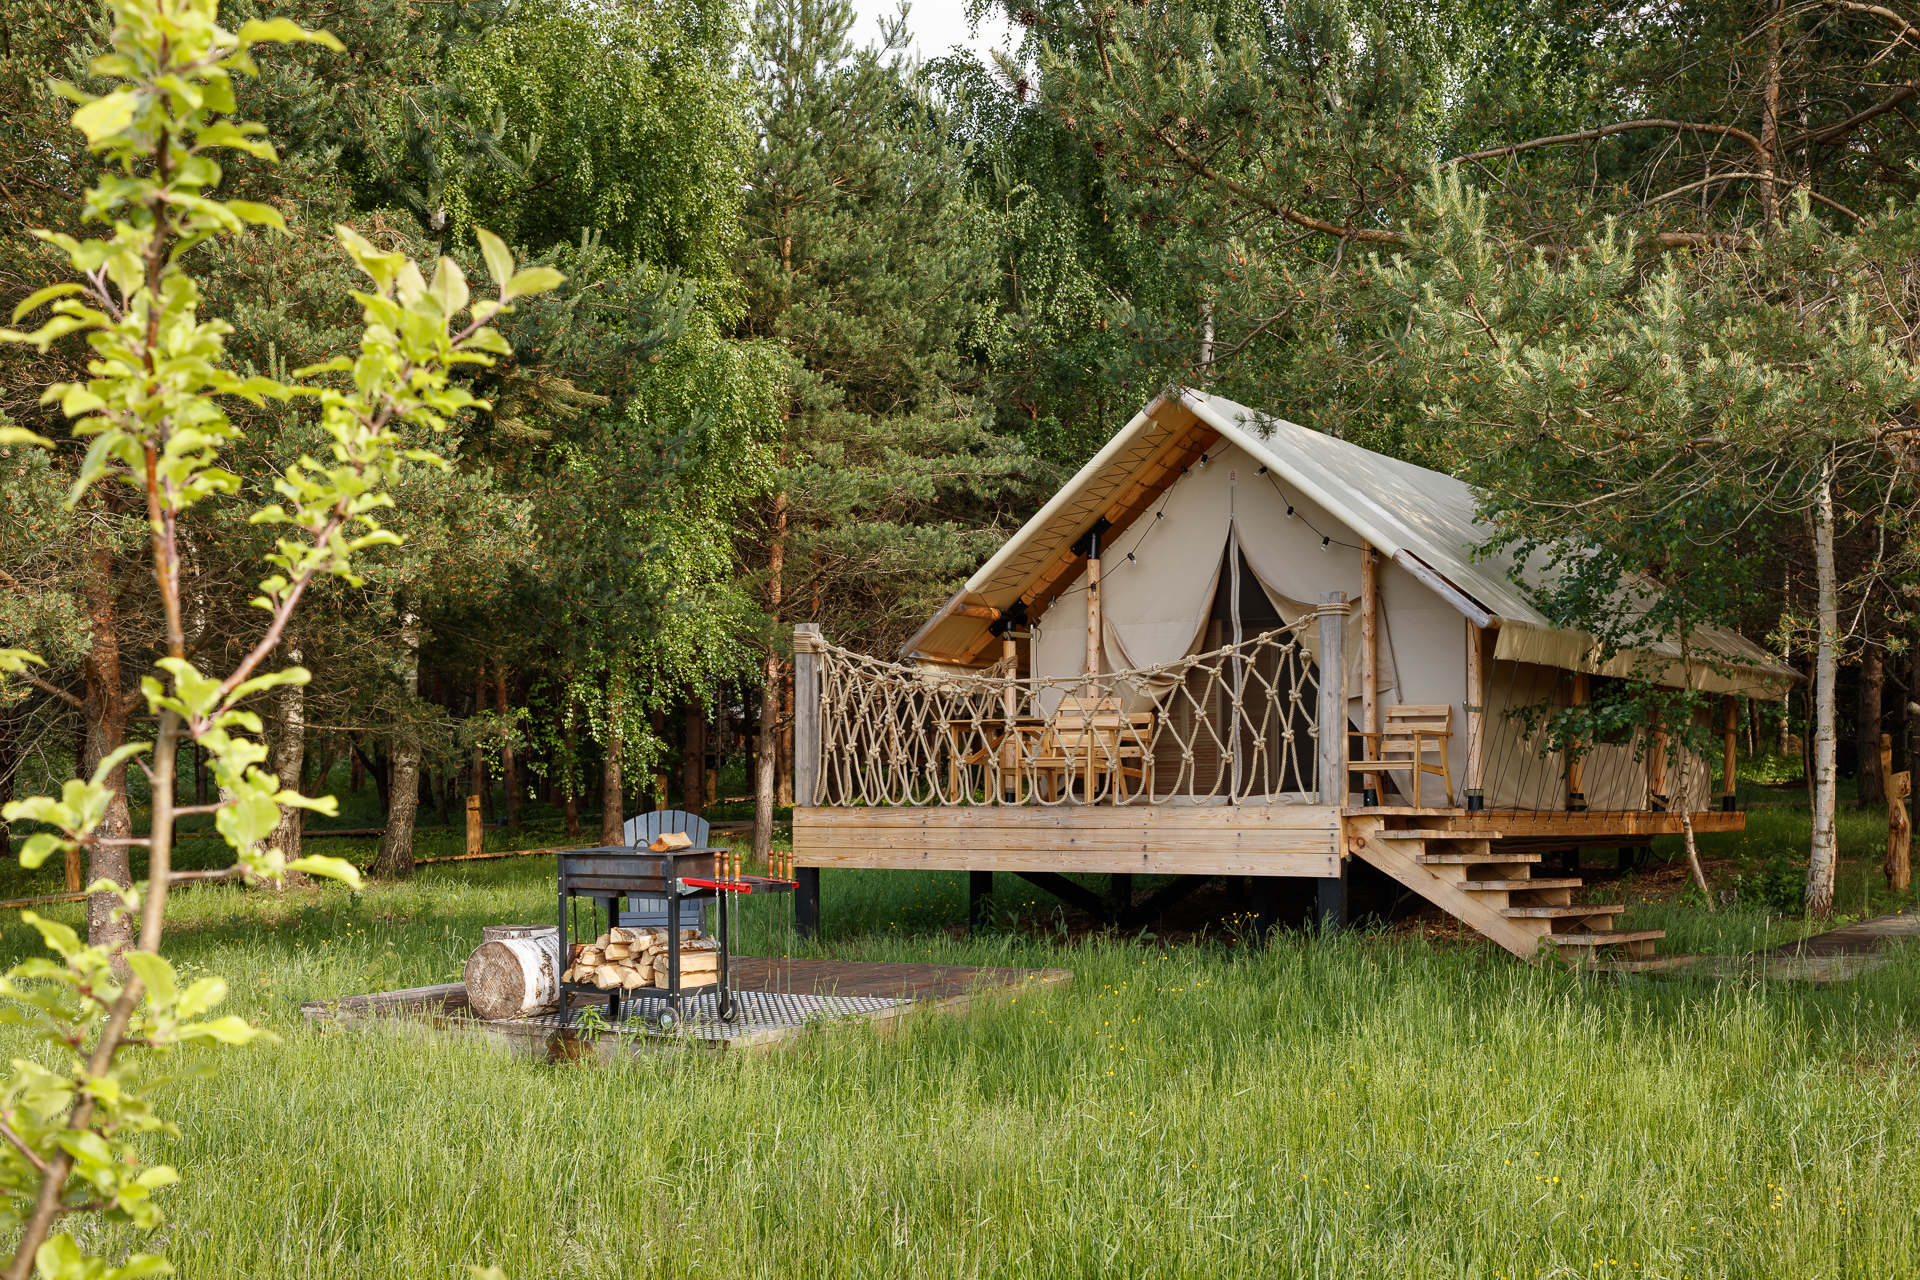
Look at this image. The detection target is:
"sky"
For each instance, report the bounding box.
[846,1,1022,66]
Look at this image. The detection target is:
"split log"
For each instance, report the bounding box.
[577,946,604,969]
[620,967,649,990]
[604,942,632,961]
[649,831,694,852]
[590,964,624,990]
[463,932,563,1020]
[656,969,717,989]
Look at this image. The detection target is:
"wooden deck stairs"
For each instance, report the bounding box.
[1347,814,1697,971]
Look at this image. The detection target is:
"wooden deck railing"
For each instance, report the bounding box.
[792,594,1353,808]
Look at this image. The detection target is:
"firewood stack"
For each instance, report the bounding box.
[560,926,720,990]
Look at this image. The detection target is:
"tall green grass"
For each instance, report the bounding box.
[1,852,1914,1278]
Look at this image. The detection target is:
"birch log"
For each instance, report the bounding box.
[464,932,563,1019]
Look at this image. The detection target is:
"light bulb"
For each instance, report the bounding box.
[1320,536,1331,551]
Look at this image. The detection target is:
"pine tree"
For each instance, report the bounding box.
[737,0,1044,857]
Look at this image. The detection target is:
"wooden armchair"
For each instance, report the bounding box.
[1032,697,1156,804]
[1348,704,1454,807]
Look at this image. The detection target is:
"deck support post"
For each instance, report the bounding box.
[969,871,994,931]
[1464,623,1489,811]
[1108,873,1133,920]
[1316,867,1346,934]
[791,625,824,940]
[1618,846,1639,873]
[1566,672,1589,812]
[1318,592,1351,807]
[794,866,821,940]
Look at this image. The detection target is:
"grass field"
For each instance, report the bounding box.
[2,764,1917,1277]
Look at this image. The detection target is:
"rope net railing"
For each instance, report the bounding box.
[814,622,1322,808]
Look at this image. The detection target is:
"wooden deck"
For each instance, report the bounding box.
[300,958,1072,1059]
[792,804,1342,875]
[792,804,1743,875]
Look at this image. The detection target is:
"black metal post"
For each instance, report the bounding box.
[1108,873,1133,922]
[1618,845,1639,873]
[1560,847,1579,875]
[968,870,993,931]
[795,866,821,940]
[1316,864,1346,934]
[604,894,621,1023]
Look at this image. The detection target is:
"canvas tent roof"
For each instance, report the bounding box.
[900,388,1797,698]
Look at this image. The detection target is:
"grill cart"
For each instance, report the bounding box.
[556,847,794,1034]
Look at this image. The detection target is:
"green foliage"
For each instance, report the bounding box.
[741,0,1044,654]
[0,0,558,1269]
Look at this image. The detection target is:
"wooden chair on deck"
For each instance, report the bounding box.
[619,809,709,935]
[1032,698,1155,803]
[1348,705,1454,807]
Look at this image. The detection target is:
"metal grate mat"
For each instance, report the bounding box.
[524,989,900,1040]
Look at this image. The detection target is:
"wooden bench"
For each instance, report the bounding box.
[1349,704,1453,807]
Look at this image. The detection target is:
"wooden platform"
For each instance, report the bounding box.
[793,804,1342,876]
[300,958,1072,1060]
[793,804,1741,874]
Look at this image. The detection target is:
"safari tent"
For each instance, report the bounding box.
[785,389,1796,966]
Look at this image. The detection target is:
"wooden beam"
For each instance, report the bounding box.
[1024,425,1220,630]
[1015,871,1115,922]
[1360,545,1379,798]
[952,604,1001,621]
[1567,671,1588,805]
[1394,550,1495,628]
[1465,620,1488,803]
[1085,551,1103,692]
[792,624,822,806]
[1318,592,1350,806]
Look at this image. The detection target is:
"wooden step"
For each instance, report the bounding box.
[1502,904,1624,919]
[1417,852,1541,865]
[1462,878,1581,891]
[1587,953,1703,973]
[1547,929,1666,947]
[1375,829,1502,840]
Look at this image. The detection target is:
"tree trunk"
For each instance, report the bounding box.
[563,707,580,838]
[599,724,623,846]
[777,668,794,806]
[81,540,133,950]
[1759,0,1784,228]
[683,696,707,817]
[754,665,781,867]
[350,749,364,793]
[1858,649,1885,805]
[373,612,422,879]
[472,661,491,824]
[651,709,667,809]
[266,635,307,886]
[498,668,519,830]
[1807,463,1840,917]
[0,703,18,861]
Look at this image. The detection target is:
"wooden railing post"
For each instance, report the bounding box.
[792,624,822,806]
[791,623,823,939]
[1316,592,1350,933]
[1317,592,1350,807]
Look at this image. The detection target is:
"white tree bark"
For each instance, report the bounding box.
[1806,461,1840,917]
[266,635,306,886]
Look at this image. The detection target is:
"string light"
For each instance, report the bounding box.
[1321,536,1331,551]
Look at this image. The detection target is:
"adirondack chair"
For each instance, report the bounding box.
[1348,705,1454,807]
[617,809,710,935]
[1030,698,1155,803]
